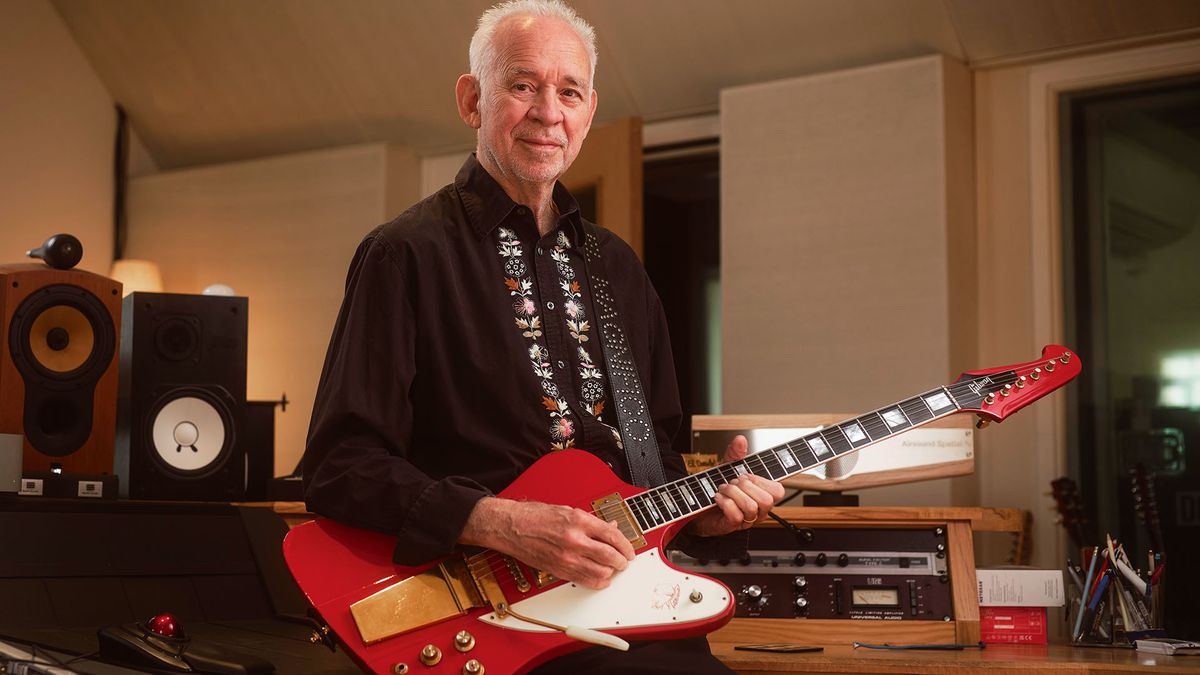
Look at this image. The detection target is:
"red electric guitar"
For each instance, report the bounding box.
[284,345,1080,674]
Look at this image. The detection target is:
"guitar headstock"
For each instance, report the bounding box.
[949,344,1081,423]
[1130,463,1165,557]
[1050,476,1095,551]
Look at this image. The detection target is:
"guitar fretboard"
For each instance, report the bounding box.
[623,375,1013,533]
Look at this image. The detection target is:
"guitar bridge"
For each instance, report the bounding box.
[349,555,484,644]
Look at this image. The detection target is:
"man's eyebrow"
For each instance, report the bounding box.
[563,75,589,90]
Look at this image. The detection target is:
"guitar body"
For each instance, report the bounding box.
[284,450,734,675]
[286,345,1081,674]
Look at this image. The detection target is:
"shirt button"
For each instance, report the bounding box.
[537,247,544,255]
[516,206,528,216]
[546,301,555,310]
[557,360,566,369]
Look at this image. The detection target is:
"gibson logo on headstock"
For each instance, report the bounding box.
[968,377,994,397]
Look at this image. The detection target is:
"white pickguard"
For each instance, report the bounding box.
[477,549,730,632]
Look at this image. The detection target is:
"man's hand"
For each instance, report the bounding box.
[459,497,635,590]
[687,434,785,537]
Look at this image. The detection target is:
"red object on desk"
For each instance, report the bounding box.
[980,606,1048,644]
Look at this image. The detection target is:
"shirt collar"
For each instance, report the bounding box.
[454,153,583,245]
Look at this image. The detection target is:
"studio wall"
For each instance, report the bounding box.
[0,0,114,273]
[125,142,421,476]
[720,55,977,510]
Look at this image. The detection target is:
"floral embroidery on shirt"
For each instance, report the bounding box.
[497,225,615,451]
[499,227,575,449]
[549,232,607,420]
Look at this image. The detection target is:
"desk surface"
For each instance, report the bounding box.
[710,642,1200,674]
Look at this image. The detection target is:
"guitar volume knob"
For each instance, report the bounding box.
[419,644,442,666]
[462,659,485,675]
[454,630,476,652]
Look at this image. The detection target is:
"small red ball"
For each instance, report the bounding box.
[145,613,185,639]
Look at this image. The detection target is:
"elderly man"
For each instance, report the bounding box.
[302,0,783,671]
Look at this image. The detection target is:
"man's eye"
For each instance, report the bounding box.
[513,83,532,93]
[562,89,580,99]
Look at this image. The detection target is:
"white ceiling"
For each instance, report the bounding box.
[51,0,1200,169]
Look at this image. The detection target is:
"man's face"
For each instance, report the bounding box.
[464,16,597,192]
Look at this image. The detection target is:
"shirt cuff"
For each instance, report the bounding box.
[392,476,492,565]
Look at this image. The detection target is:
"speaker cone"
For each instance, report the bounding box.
[147,388,234,477]
[10,284,114,382]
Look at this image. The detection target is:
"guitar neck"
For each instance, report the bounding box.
[624,375,1015,534]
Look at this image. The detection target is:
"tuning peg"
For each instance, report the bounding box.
[1045,361,1055,372]
[975,416,991,429]
[1017,376,1027,389]
[1030,368,1041,381]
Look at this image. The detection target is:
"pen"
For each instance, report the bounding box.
[1073,546,1100,641]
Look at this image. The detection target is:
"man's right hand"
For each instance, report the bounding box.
[459,497,636,590]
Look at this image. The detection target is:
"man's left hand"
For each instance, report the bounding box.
[686,434,785,537]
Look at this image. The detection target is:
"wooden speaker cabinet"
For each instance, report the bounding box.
[0,263,122,475]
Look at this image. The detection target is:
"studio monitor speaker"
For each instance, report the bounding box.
[116,292,248,500]
[0,263,122,475]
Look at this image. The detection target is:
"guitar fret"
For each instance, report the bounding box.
[821,427,853,455]
[774,447,798,471]
[645,495,664,524]
[882,406,912,430]
[791,439,819,468]
[860,411,891,440]
[807,433,833,459]
[760,454,786,480]
[691,477,713,506]
[904,395,936,424]
[680,482,698,507]
[630,498,651,531]
[924,387,958,413]
[841,421,871,447]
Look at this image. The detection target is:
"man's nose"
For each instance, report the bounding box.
[528,89,565,125]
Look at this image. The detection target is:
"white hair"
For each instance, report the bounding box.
[469,0,597,90]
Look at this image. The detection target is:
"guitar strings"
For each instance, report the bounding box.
[459,355,1068,581]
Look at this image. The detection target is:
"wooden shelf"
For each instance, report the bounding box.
[709,642,1199,674]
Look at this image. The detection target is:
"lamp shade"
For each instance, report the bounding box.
[110,259,163,296]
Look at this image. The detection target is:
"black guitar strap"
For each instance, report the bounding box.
[577,221,667,488]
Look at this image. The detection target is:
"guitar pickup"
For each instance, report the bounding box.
[349,556,484,644]
[591,492,647,549]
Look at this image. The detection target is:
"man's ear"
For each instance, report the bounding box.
[456,74,482,129]
[586,88,599,128]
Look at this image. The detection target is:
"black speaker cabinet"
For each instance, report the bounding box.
[116,292,248,500]
[0,263,122,475]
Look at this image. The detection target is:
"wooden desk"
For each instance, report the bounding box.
[710,642,1200,674]
[237,499,314,528]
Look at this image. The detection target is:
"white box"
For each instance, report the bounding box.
[976,567,1065,607]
